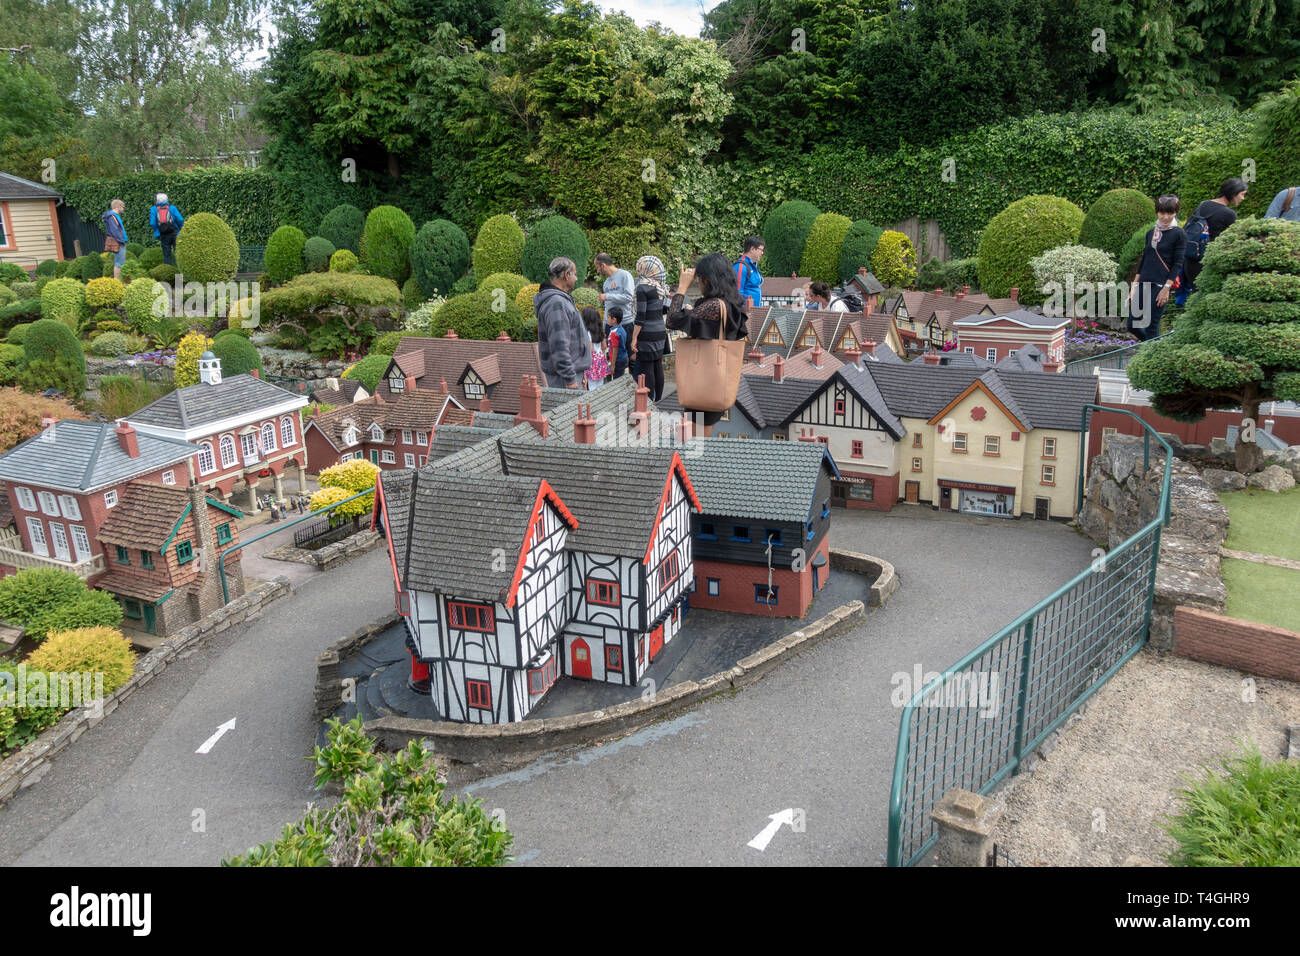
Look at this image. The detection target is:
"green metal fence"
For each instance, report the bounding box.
[886,406,1172,867]
[1062,332,1170,376]
[238,244,266,273]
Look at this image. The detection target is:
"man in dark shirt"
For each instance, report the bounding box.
[1182,177,1248,296]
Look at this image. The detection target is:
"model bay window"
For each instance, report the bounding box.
[448,601,494,632]
[657,552,681,592]
[529,657,558,695]
[586,579,619,606]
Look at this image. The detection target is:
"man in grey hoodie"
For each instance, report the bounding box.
[534,257,592,389]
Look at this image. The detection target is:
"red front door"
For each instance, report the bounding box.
[648,625,664,662]
[571,638,592,679]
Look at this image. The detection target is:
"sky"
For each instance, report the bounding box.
[600,0,724,36]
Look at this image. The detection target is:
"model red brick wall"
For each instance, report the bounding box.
[1173,606,1300,682]
[191,411,306,493]
[1089,405,1300,466]
[837,470,899,511]
[690,537,830,618]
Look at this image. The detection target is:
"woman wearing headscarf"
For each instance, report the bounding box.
[631,254,671,401]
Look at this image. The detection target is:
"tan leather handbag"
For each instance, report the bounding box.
[673,300,744,412]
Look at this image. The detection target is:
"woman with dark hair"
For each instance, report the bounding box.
[666,252,749,436]
[1127,194,1186,342]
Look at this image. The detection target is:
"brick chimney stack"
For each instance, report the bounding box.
[40,416,56,430]
[479,394,492,413]
[573,403,596,444]
[744,296,753,308]
[797,427,818,443]
[933,288,943,296]
[747,346,763,362]
[187,482,236,613]
[963,285,971,296]
[845,347,863,365]
[496,330,511,342]
[922,353,942,366]
[955,288,966,301]
[439,377,448,397]
[406,376,417,394]
[1041,360,1062,374]
[513,375,549,437]
[250,368,260,378]
[115,422,140,458]
[634,374,650,415]
[773,355,785,384]
[1010,287,1019,304]
[857,266,867,276]
[444,329,459,339]
[674,415,695,443]
[811,344,824,369]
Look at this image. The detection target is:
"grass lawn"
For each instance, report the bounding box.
[1219,486,1300,562]
[1221,559,1300,632]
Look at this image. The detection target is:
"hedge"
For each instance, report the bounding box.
[341,353,391,393]
[799,213,853,285]
[265,225,308,284]
[27,626,136,695]
[410,219,471,297]
[175,212,240,283]
[585,224,658,279]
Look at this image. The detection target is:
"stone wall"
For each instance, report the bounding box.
[0,576,291,806]
[264,528,384,570]
[1076,437,1228,652]
[256,349,351,383]
[84,357,175,400]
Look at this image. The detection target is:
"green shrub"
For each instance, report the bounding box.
[0,298,40,328]
[0,286,15,307]
[124,241,144,259]
[410,219,471,296]
[0,342,24,385]
[585,224,657,280]
[451,271,478,295]
[53,260,70,278]
[317,203,365,254]
[0,262,28,284]
[303,235,335,273]
[1117,224,1151,281]
[1179,144,1284,221]
[329,248,359,273]
[798,213,853,285]
[120,258,148,282]
[0,660,70,756]
[27,626,136,695]
[95,317,129,334]
[760,200,821,277]
[96,374,173,418]
[360,205,416,284]
[0,568,122,641]
[402,277,424,310]
[90,331,129,356]
[472,214,525,278]
[139,247,164,269]
[39,277,88,330]
[977,194,1086,304]
[915,257,948,292]
[369,330,406,356]
[6,323,31,345]
[9,281,35,300]
[265,225,308,284]
[35,259,59,277]
[477,272,531,301]
[72,254,100,282]
[515,283,541,323]
[1078,188,1156,262]
[85,276,126,308]
[24,317,85,367]
[260,272,402,321]
[99,252,115,277]
[341,353,391,393]
[1030,244,1119,315]
[520,215,591,285]
[871,230,918,288]
[426,290,518,341]
[123,278,168,332]
[19,354,86,399]
[210,332,263,377]
[34,276,52,294]
[175,212,240,283]
[572,286,600,311]
[150,264,178,283]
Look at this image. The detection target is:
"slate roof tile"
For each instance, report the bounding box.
[127,374,305,432]
[679,438,835,522]
[0,421,199,493]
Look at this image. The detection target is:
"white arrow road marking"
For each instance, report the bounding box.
[748,808,797,852]
[196,718,236,755]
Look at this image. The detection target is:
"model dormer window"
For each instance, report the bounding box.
[389,375,404,393]
[369,423,385,442]
[342,426,359,446]
[799,328,817,347]
[763,326,782,345]
[840,330,857,350]
[462,369,486,400]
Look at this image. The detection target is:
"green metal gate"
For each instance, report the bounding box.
[886,407,1173,867]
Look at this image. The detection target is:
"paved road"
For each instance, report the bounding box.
[0,507,1093,866]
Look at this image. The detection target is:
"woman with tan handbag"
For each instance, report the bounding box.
[666,252,749,436]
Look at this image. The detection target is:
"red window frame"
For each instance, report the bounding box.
[467,679,492,710]
[834,398,845,416]
[851,440,863,459]
[586,579,620,606]
[638,637,645,664]
[448,601,494,632]
[528,657,557,695]
[606,645,622,672]
[657,552,681,592]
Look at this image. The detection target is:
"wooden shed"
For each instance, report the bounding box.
[0,172,64,272]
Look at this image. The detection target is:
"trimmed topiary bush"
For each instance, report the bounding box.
[95,317,129,334]
[99,252,114,277]
[23,318,85,367]
[451,271,477,295]
[572,286,600,311]
[210,332,262,377]
[427,290,520,341]
[329,248,359,273]
[369,330,406,356]
[124,278,168,332]
[39,277,89,330]
[1117,224,1152,281]
[520,216,591,285]
[120,258,148,282]
[799,213,853,285]
[124,241,144,259]
[150,264,178,283]
[174,331,214,388]
[761,200,821,277]
[871,230,918,288]
[175,212,240,283]
[477,272,531,301]
[1078,189,1157,262]
[317,203,366,254]
[0,285,14,307]
[35,259,58,277]
[85,276,126,308]
[361,205,416,284]
[0,262,27,284]
[472,214,526,279]
[0,568,123,641]
[265,225,308,284]
[7,323,31,345]
[72,254,100,282]
[341,353,392,393]
[32,277,51,295]
[27,626,136,694]
[977,194,1086,304]
[90,331,129,357]
[515,283,541,323]
[303,236,335,273]
[402,277,424,310]
[53,261,70,278]
[140,247,164,269]
[411,219,471,297]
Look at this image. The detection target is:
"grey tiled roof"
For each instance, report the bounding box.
[835,365,906,438]
[976,370,1031,427]
[995,344,1046,373]
[954,308,1065,329]
[0,420,198,493]
[997,371,1099,430]
[382,468,547,602]
[847,272,886,295]
[741,376,825,429]
[128,374,304,431]
[940,352,992,369]
[0,172,60,201]
[470,412,518,431]
[758,308,805,356]
[860,364,988,421]
[680,438,836,522]
[429,426,510,463]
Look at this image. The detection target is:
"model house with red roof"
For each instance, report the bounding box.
[885,287,1020,353]
[123,353,308,513]
[375,331,545,413]
[951,308,1069,365]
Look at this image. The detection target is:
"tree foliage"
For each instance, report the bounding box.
[0,386,87,452]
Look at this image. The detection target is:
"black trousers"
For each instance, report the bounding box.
[160,233,177,265]
[637,357,664,401]
[1127,284,1166,341]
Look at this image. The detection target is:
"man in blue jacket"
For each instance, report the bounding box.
[734,235,765,307]
[149,192,185,266]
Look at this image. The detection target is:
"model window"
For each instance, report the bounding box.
[342,428,359,447]
[529,668,545,695]
[402,430,413,444]
[448,601,494,632]
[587,580,620,606]
[731,525,750,542]
[719,409,730,422]
[404,453,415,468]
[806,519,814,541]
[26,518,48,556]
[418,455,427,466]
[963,347,975,355]
[389,375,405,393]
[416,431,428,446]
[115,545,130,564]
[657,552,681,592]
[219,435,237,468]
[258,422,275,453]
[772,433,787,441]
[764,528,782,546]
[123,598,142,620]
[13,487,36,511]
[70,525,90,561]
[58,495,81,519]
[49,523,70,561]
[606,646,622,672]
[850,440,863,459]
[763,326,782,344]
[821,502,830,519]
[834,398,845,416]
[984,436,1000,455]
[912,457,923,472]
[1042,465,1056,485]
[381,450,396,464]
[280,416,296,447]
[1043,437,1057,459]
[216,523,232,545]
[698,521,716,539]
[161,470,175,485]
[466,679,491,710]
[912,433,922,448]
[755,585,779,605]
[463,381,485,399]
[707,578,720,596]
[140,550,154,569]
[38,491,58,516]
[176,540,194,564]
[240,432,259,464]
[737,433,750,440]
[104,489,119,508]
[638,637,645,664]
[953,433,967,452]
[0,205,9,247]
[369,423,384,442]
[986,348,997,361]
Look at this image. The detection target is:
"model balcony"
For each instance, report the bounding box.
[0,530,107,580]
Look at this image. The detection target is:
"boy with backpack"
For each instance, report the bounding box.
[149,192,185,266]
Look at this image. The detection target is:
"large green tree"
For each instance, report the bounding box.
[1127,218,1300,473]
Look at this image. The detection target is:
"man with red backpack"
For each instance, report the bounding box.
[149,192,185,266]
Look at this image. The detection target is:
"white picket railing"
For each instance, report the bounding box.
[0,529,106,579]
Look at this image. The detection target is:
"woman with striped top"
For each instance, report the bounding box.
[631,255,671,401]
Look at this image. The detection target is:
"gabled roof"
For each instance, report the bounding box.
[466,354,502,386]
[995,344,1047,372]
[97,481,241,550]
[309,378,368,406]
[470,412,518,431]
[429,425,509,463]
[0,171,61,201]
[743,306,771,350]
[0,421,198,493]
[761,276,813,298]
[127,374,306,433]
[380,336,544,412]
[756,308,806,356]
[830,365,906,438]
[440,407,476,428]
[940,352,993,369]
[739,376,826,429]
[953,308,1068,330]
[742,348,842,383]
[847,272,885,296]
[681,438,838,522]
[833,314,898,354]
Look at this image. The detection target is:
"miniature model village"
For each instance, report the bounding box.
[0,286,1102,724]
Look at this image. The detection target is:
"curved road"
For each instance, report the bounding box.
[0,509,1093,866]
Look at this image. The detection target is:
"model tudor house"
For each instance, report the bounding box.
[309,377,370,406]
[748,276,813,308]
[123,353,309,512]
[884,288,1020,353]
[0,172,65,271]
[748,306,904,362]
[951,309,1069,365]
[374,331,545,413]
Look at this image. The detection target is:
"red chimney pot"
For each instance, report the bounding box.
[496,330,511,342]
[444,329,459,339]
[1010,287,1019,304]
[115,422,140,458]
[922,353,942,366]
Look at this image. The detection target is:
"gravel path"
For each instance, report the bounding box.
[992,648,1300,867]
